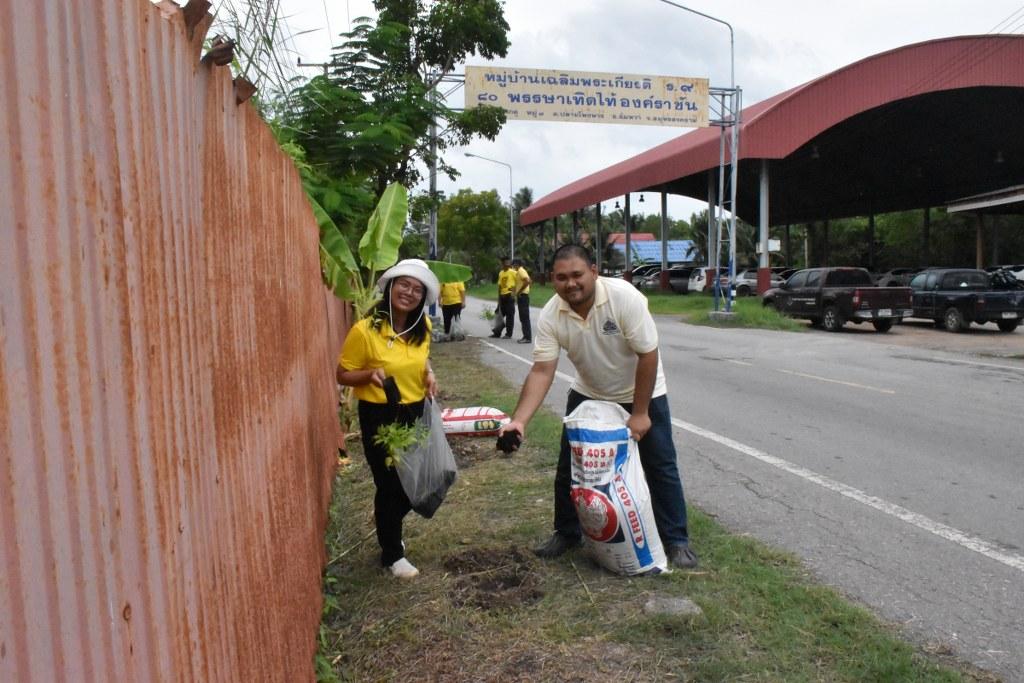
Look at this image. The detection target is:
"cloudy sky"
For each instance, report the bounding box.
[269,0,1024,220]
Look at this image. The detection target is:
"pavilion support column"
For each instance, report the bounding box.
[707,171,717,269]
[805,222,814,266]
[921,208,931,268]
[991,215,1000,265]
[784,224,791,267]
[819,220,827,266]
[553,216,559,252]
[572,210,579,244]
[758,160,771,294]
[595,203,602,273]
[660,192,669,291]
[624,195,632,282]
[976,212,985,269]
[867,214,875,271]
[538,220,546,284]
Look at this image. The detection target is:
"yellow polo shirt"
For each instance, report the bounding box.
[339,317,431,404]
[440,281,465,306]
[533,277,666,403]
[515,266,531,295]
[498,268,517,295]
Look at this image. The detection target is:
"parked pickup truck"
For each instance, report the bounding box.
[762,267,913,332]
[908,268,1024,332]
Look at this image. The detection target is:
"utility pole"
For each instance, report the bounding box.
[296,57,331,77]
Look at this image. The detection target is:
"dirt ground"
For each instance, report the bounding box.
[806,317,1024,358]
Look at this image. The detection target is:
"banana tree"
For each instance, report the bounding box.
[317,182,408,318]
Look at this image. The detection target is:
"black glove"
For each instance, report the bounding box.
[496,429,522,453]
[382,376,401,408]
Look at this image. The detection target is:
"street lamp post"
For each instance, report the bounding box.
[464,152,515,260]
[656,0,739,312]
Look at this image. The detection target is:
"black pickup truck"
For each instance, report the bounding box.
[762,267,913,332]
[908,268,1024,332]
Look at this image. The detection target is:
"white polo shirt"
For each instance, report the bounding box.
[533,276,667,403]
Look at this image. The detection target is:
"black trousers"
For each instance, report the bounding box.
[516,293,532,340]
[497,293,516,337]
[441,303,462,334]
[357,399,425,566]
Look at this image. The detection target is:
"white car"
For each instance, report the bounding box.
[688,266,729,293]
[732,268,785,296]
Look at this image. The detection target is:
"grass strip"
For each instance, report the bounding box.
[316,339,990,682]
[469,282,805,331]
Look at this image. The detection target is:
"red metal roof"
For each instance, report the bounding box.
[607,232,656,244]
[521,35,1024,225]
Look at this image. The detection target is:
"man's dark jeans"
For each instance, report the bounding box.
[553,390,690,546]
[516,293,532,340]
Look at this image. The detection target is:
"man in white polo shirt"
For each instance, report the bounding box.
[499,244,698,569]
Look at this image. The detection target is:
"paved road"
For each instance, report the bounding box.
[458,296,1024,681]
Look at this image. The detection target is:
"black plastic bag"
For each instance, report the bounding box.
[395,399,458,518]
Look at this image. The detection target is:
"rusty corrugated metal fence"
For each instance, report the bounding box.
[0,1,348,680]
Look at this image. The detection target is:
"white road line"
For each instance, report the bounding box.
[480,336,1024,574]
[915,355,1024,374]
[773,368,896,394]
[728,358,894,394]
[670,418,1024,573]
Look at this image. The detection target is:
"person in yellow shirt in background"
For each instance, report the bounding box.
[491,257,517,339]
[337,258,440,580]
[439,278,466,336]
[513,258,532,343]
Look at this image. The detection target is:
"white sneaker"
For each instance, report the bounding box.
[389,557,419,579]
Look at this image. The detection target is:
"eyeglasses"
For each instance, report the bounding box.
[392,279,424,297]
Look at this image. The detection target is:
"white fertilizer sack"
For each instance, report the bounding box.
[564,400,668,575]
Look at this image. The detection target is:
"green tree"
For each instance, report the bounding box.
[437,189,509,281]
[288,0,509,200]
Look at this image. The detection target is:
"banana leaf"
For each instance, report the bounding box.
[319,244,355,301]
[311,193,359,300]
[359,182,407,276]
[425,260,473,283]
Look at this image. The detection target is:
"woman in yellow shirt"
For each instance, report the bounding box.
[439,279,466,335]
[337,259,440,579]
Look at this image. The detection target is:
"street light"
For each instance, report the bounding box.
[464,152,515,260]
[656,0,739,312]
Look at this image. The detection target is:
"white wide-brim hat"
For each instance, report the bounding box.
[377,258,440,306]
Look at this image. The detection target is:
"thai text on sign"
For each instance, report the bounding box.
[464,66,709,128]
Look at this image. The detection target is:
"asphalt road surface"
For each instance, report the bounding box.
[458,296,1024,681]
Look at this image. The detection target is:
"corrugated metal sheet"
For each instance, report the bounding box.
[521,34,1024,225]
[0,1,347,680]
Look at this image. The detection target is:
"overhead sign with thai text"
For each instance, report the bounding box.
[464,66,709,128]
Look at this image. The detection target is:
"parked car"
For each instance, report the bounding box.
[628,264,661,288]
[907,268,1024,332]
[762,267,913,332]
[688,266,730,293]
[637,265,696,294]
[874,267,921,287]
[775,268,799,281]
[667,266,695,294]
[689,266,711,293]
[635,268,662,291]
[732,268,785,296]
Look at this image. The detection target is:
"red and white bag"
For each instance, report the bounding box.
[441,406,510,437]
[564,400,668,575]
